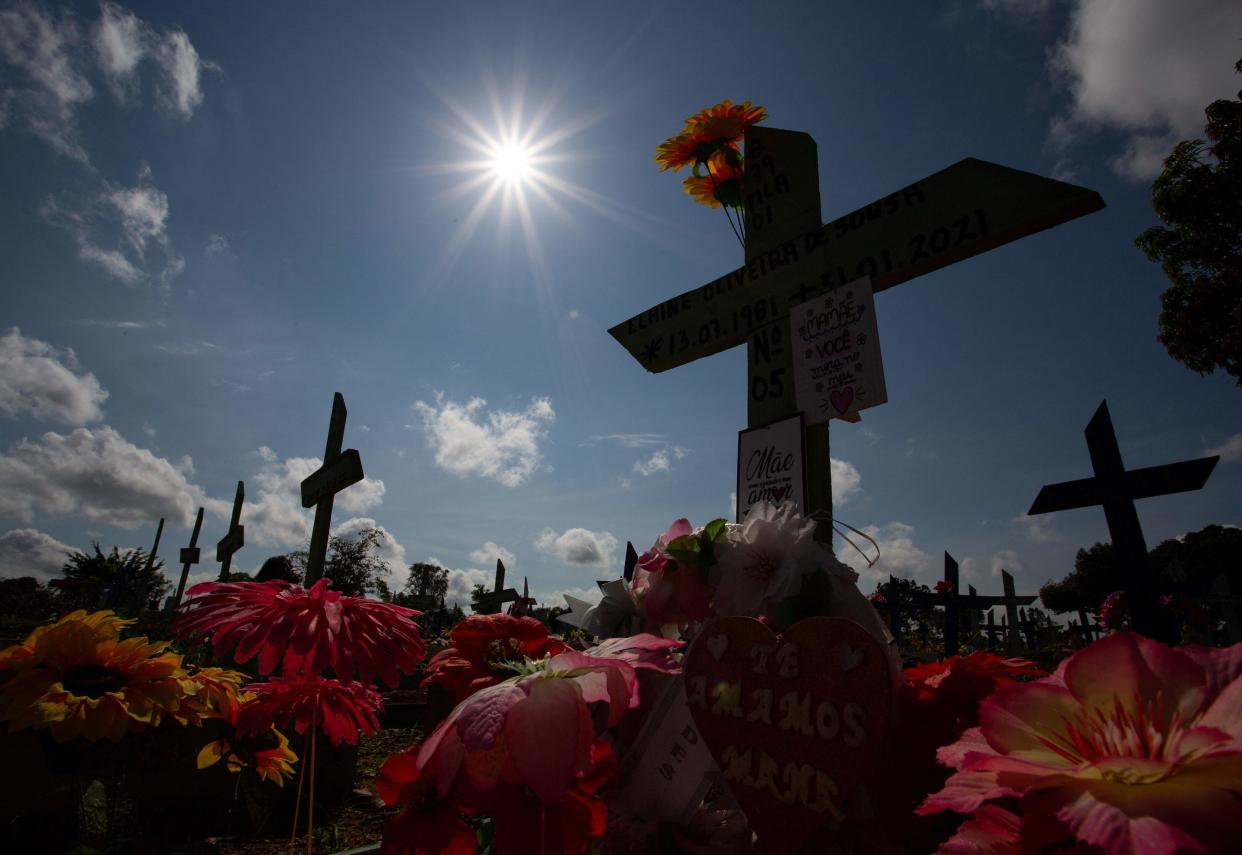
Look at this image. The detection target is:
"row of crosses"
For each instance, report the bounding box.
[164,392,365,610]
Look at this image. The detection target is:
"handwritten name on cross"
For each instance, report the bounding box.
[300,392,366,584]
[169,507,204,610]
[474,558,519,614]
[216,482,245,580]
[1028,400,1218,643]
[611,126,1104,539]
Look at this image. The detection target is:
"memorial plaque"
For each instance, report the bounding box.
[790,276,887,423]
[737,414,807,521]
[684,616,893,854]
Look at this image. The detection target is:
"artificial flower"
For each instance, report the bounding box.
[584,634,682,673]
[422,613,569,703]
[882,653,1045,852]
[1099,590,1125,631]
[196,722,299,787]
[0,609,134,671]
[417,649,639,804]
[0,612,197,742]
[711,501,821,617]
[173,578,425,688]
[175,666,250,724]
[235,675,382,747]
[630,518,718,630]
[682,153,745,209]
[920,633,1242,855]
[655,100,767,172]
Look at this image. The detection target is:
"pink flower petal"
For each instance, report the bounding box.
[979,681,1080,761]
[1180,640,1242,699]
[938,803,1021,854]
[505,676,593,803]
[456,682,523,751]
[1064,633,1206,723]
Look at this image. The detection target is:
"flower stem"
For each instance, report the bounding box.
[700,157,746,250]
[307,725,317,855]
[289,727,311,855]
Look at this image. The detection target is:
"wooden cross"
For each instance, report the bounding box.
[623,541,638,582]
[1076,607,1101,644]
[169,506,204,610]
[300,392,365,584]
[508,576,537,618]
[611,126,1104,540]
[216,481,245,581]
[985,609,999,650]
[1028,400,1218,642]
[473,558,518,614]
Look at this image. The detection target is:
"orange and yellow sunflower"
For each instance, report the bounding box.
[655,99,767,174]
[0,610,199,742]
[196,716,299,787]
[682,152,745,209]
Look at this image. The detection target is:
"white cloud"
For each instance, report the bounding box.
[831,457,862,506]
[0,2,92,161]
[991,548,1023,577]
[836,521,932,587]
[414,394,555,487]
[0,425,213,528]
[1048,0,1242,180]
[154,28,208,119]
[0,527,75,582]
[204,233,234,260]
[332,516,409,591]
[633,448,671,476]
[108,164,168,259]
[0,2,214,163]
[1206,434,1242,463]
[535,527,617,568]
[469,540,515,569]
[587,433,666,448]
[729,491,737,519]
[425,559,490,609]
[1013,513,1061,544]
[93,2,143,98]
[0,328,108,425]
[548,585,604,610]
[242,449,386,549]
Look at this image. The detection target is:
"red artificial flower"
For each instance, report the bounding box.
[880,653,1045,852]
[378,746,476,855]
[173,579,425,688]
[935,579,956,595]
[236,675,382,747]
[422,613,568,703]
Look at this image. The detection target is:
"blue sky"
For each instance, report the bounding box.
[1,0,1240,614]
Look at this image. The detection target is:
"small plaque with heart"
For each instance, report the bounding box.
[683,616,894,855]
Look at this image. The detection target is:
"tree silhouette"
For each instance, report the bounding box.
[287,527,392,597]
[60,542,170,616]
[1136,57,1242,383]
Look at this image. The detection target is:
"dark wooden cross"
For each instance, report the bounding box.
[611,126,1103,540]
[623,541,639,582]
[168,506,204,610]
[474,558,519,614]
[985,609,999,650]
[1028,400,1219,642]
[300,392,365,584]
[216,481,245,581]
[1075,607,1101,644]
[508,576,537,618]
[108,517,163,609]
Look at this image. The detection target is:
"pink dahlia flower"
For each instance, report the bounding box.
[417,649,639,803]
[173,579,425,688]
[920,633,1242,854]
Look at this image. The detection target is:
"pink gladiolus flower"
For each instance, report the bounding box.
[173,579,425,688]
[417,649,639,803]
[585,634,682,673]
[236,675,382,747]
[920,633,1242,855]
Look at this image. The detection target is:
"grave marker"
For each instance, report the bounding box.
[473,558,518,614]
[1028,400,1219,642]
[169,506,204,610]
[301,392,366,584]
[216,482,245,581]
[612,126,1104,539]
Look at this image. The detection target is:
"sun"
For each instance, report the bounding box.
[489,142,532,184]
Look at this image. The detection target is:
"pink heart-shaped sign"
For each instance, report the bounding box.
[684,617,893,855]
[829,387,855,414]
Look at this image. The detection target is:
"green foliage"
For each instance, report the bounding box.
[401,562,449,604]
[1040,542,1116,615]
[469,583,488,607]
[60,542,171,617]
[1135,57,1242,383]
[286,527,393,597]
